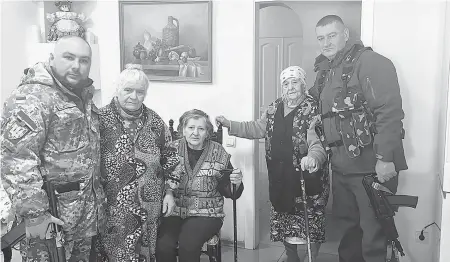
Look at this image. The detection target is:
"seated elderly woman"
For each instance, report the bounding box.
[156,109,244,262]
[216,66,329,262]
[96,64,179,262]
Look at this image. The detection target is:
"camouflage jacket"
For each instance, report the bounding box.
[0,62,106,240]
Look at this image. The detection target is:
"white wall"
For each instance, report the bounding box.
[439,196,450,262]
[438,2,450,260]
[369,1,448,261]
[95,0,257,248]
[0,1,40,112]
[440,69,450,261]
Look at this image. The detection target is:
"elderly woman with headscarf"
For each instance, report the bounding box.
[95,64,180,262]
[216,66,329,262]
[156,109,244,262]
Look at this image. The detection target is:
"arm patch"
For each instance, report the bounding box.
[2,110,37,151]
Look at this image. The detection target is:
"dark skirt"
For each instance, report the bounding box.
[269,167,330,243]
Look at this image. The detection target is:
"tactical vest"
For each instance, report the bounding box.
[314,44,375,158]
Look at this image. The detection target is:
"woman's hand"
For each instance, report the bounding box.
[309,115,321,130]
[162,191,176,217]
[229,168,243,187]
[215,116,231,129]
[300,156,319,173]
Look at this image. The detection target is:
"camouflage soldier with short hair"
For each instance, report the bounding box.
[1,36,106,262]
[309,15,408,262]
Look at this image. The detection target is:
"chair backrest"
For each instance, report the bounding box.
[169,119,223,144]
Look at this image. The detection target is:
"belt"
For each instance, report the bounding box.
[53,181,83,193]
[321,111,337,119]
[321,108,365,120]
[328,140,343,148]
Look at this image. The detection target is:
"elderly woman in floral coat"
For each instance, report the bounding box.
[95,64,179,262]
[216,66,329,262]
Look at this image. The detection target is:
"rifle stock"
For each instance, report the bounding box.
[362,174,419,257]
[43,176,66,262]
[1,221,25,250]
[0,177,66,262]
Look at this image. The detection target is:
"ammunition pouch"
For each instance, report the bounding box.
[313,44,376,158]
[333,86,374,158]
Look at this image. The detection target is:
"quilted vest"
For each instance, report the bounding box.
[171,139,231,218]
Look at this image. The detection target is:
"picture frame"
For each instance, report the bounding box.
[119,0,212,83]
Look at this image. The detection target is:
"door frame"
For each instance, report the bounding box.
[253,1,261,248]
[361,0,375,46]
[439,1,450,261]
[441,0,450,196]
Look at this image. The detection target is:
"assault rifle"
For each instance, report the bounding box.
[1,176,66,262]
[362,174,418,258]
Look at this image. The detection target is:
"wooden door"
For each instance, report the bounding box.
[258,37,282,209]
[283,37,304,68]
[257,36,304,208]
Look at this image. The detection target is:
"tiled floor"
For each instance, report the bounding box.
[10,212,340,262]
[199,242,338,262]
[198,202,339,262]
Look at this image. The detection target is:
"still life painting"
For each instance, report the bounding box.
[119,1,212,83]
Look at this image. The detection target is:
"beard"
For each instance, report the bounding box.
[50,65,89,89]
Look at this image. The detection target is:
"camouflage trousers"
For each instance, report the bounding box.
[19,236,95,262]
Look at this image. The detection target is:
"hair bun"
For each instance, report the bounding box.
[125,64,143,71]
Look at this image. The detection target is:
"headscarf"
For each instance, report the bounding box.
[280,66,308,108]
[280,66,307,86]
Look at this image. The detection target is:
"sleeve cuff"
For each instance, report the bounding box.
[228,121,237,136]
[24,211,50,226]
[374,143,394,162]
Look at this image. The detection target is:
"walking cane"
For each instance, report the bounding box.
[220,169,239,262]
[232,183,238,262]
[297,167,313,262]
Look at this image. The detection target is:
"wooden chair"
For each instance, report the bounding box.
[168,119,223,262]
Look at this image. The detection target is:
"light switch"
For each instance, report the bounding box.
[226,137,236,147]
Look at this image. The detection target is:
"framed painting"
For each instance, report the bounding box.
[119,0,212,83]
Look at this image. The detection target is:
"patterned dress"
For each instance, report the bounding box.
[96,98,178,262]
[229,95,330,243]
[265,97,330,244]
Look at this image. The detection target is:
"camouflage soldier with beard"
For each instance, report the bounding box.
[1,36,106,262]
